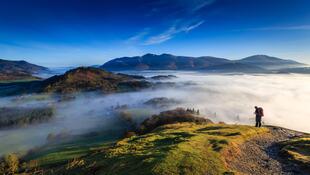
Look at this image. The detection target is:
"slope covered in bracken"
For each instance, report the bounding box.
[0,67,152,96]
[41,67,151,93]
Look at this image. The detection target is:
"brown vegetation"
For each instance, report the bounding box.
[42,67,152,93]
[138,108,213,134]
[0,154,19,174]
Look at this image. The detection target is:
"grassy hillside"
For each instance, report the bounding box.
[90,123,268,175]
[0,107,308,175]
[42,67,151,93]
[0,59,48,81]
[2,123,269,175]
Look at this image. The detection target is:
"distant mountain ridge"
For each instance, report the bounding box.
[101,54,306,72]
[101,53,231,70]
[0,59,48,80]
[0,67,152,96]
[237,55,303,69]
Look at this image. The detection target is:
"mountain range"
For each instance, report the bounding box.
[0,54,308,81]
[101,54,306,72]
[0,59,48,81]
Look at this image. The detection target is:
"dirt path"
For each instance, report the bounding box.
[226,126,306,175]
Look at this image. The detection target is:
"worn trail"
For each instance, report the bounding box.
[227,126,306,175]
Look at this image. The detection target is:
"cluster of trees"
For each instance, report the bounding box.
[118,107,211,137]
[138,108,212,134]
[0,107,54,128]
[186,108,200,115]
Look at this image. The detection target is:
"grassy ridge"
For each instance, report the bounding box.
[97,123,267,175]
[25,123,267,175]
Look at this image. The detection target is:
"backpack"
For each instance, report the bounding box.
[258,107,264,117]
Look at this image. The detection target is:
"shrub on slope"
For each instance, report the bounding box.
[138,108,212,134]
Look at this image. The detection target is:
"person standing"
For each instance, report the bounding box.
[254,106,264,127]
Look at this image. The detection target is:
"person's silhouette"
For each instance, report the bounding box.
[254,106,264,127]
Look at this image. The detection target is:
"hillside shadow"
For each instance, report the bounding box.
[206,131,241,137]
[196,126,229,132]
[209,139,229,152]
[153,132,195,147]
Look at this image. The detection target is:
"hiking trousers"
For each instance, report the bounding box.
[255,115,262,127]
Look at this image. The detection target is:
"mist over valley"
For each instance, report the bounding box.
[1,0,310,173]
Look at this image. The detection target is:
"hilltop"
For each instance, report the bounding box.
[41,67,151,93]
[0,59,48,81]
[101,53,306,72]
[0,67,152,96]
[1,108,308,175]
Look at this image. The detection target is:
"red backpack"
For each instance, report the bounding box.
[259,107,264,117]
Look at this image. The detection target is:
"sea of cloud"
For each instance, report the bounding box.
[1,71,310,155]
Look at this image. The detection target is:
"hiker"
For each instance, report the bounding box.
[254,106,264,127]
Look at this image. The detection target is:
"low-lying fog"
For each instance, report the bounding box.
[1,71,310,156]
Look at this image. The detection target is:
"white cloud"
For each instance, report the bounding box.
[143,20,205,45]
[184,20,205,32]
[126,0,212,46]
[126,29,150,43]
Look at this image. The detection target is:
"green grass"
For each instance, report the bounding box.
[26,123,268,175]
[280,136,310,171]
[0,78,39,84]
[24,130,123,168]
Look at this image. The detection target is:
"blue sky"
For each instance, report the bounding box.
[0,0,310,67]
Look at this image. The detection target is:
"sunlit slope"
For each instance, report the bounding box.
[29,123,268,175]
[1,108,309,174]
[0,59,48,81]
